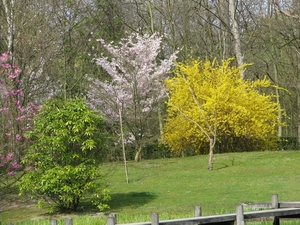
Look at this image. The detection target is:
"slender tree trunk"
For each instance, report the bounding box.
[274,65,282,137]
[208,138,214,170]
[2,0,15,56]
[119,109,129,184]
[229,0,244,79]
[219,0,230,60]
[134,145,142,162]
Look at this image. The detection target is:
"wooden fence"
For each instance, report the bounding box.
[2,194,300,225]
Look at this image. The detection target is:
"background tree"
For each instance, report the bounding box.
[19,98,109,211]
[88,32,177,162]
[163,58,283,170]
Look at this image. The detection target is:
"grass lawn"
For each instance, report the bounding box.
[1,150,300,224]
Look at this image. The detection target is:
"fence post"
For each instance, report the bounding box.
[236,204,246,225]
[110,213,117,224]
[272,194,280,225]
[50,219,58,225]
[107,214,117,225]
[151,213,159,225]
[272,194,279,208]
[65,218,73,225]
[194,206,202,217]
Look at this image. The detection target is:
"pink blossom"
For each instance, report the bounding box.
[0,52,9,62]
[8,171,16,176]
[16,134,22,141]
[6,153,13,161]
[89,32,178,143]
[1,152,13,162]
[15,115,26,121]
[8,73,17,79]
[10,161,22,169]
[15,89,23,96]
[13,67,21,75]
[1,63,11,69]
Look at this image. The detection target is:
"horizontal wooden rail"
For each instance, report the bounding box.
[3,194,300,225]
[114,208,300,225]
[109,195,300,225]
[116,214,237,225]
[244,208,300,219]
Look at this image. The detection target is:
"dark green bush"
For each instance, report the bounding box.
[277,137,299,150]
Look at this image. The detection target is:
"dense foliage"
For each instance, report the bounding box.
[19,98,109,211]
[163,58,284,169]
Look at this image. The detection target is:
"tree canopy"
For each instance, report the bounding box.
[162,58,284,169]
[88,32,177,161]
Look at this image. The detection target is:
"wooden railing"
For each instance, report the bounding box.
[2,194,300,225]
[107,194,300,225]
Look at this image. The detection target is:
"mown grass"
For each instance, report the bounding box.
[1,150,300,224]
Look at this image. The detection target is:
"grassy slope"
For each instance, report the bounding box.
[1,150,300,224]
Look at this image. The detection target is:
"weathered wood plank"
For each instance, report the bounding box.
[244,208,300,219]
[117,208,300,225]
[117,214,237,225]
[279,202,300,208]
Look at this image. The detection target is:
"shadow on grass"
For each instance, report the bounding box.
[109,192,157,211]
[76,191,156,215]
[213,163,229,170]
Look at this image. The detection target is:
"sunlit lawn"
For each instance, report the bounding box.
[1,150,300,224]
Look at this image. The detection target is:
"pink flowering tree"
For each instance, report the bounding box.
[88,33,177,161]
[0,52,41,186]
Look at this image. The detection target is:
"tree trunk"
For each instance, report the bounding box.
[229,0,244,79]
[119,109,129,184]
[219,0,230,59]
[208,138,214,170]
[2,0,15,55]
[134,145,142,162]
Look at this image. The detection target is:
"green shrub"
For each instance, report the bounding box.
[19,98,110,212]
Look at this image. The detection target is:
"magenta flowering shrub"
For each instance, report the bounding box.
[0,52,41,181]
[0,152,22,176]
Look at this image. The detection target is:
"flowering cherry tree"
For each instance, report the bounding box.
[0,52,41,184]
[88,33,177,161]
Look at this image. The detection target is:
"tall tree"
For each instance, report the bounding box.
[229,0,244,78]
[88,32,177,162]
